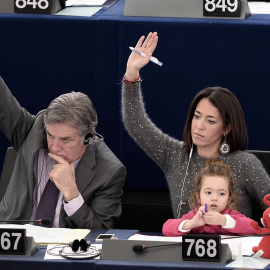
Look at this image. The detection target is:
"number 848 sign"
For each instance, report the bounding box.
[203,0,241,17]
[14,0,52,13]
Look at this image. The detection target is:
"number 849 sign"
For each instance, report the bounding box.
[14,0,51,13]
[203,0,241,17]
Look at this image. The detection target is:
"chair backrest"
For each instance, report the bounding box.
[247,150,270,222]
[0,147,17,201]
[247,150,270,175]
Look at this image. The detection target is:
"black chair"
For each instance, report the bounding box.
[247,150,270,175]
[116,188,173,232]
[0,147,17,201]
[247,150,270,222]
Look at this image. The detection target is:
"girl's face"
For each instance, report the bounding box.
[191,98,229,157]
[197,175,230,213]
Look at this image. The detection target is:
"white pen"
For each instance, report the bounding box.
[129,47,163,66]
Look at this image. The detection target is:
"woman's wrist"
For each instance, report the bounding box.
[121,72,142,94]
[124,72,140,81]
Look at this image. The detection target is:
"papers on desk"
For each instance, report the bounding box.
[0,224,90,245]
[221,236,261,256]
[66,0,106,6]
[129,234,183,243]
[226,256,270,269]
[59,0,118,16]
[58,0,104,17]
[248,2,270,14]
[55,7,102,17]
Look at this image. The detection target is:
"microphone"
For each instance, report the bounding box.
[132,245,147,252]
[0,218,52,226]
[132,243,181,252]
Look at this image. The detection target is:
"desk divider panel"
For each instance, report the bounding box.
[124,0,251,19]
[101,239,232,263]
[0,0,63,14]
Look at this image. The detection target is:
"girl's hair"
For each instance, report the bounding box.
[189,159,239,210]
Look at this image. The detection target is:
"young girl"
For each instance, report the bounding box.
[162,159,256,236]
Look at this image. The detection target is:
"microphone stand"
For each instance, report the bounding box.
[0,218,52,226]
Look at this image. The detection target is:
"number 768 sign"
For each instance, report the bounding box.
[182,234,221,262]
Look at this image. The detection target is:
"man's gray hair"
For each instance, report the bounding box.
[44,92,98,138]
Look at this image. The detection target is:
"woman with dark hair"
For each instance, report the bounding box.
[121,32,270,220]
[183,87,247,153]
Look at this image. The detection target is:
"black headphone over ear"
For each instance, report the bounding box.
[69,239,91,252]
[83,133,94,145]
[47,238,100,260]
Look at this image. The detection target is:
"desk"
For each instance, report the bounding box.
[0,229,269,270]
[0,246,231,270]
[1,2,270,235]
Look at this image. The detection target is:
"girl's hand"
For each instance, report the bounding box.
[203,212,226,226]
[125,32,158,81]
[183,206,206,230]
[193,205,207,227]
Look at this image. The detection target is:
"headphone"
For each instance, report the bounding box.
[83,132,104,145]
[47,238,100,260]
[69,239,91,252]
[83,133,94,145]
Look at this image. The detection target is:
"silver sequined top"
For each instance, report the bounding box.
[122,82,270,218]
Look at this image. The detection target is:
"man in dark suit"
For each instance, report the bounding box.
[0,77,126,229]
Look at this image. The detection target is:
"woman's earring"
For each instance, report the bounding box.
[219,136,230,155]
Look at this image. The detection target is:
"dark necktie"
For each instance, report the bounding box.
[34,179,59,227]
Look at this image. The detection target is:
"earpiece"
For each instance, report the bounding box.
[177,143,194,218]
[189,143,194,158]
[83,133,94,145]
[69,239,91,252]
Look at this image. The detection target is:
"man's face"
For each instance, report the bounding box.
[46,123,87,163]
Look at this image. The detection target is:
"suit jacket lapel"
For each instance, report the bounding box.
[59,144,96,226]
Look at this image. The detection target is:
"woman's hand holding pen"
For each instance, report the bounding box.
[125,32,158,81]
